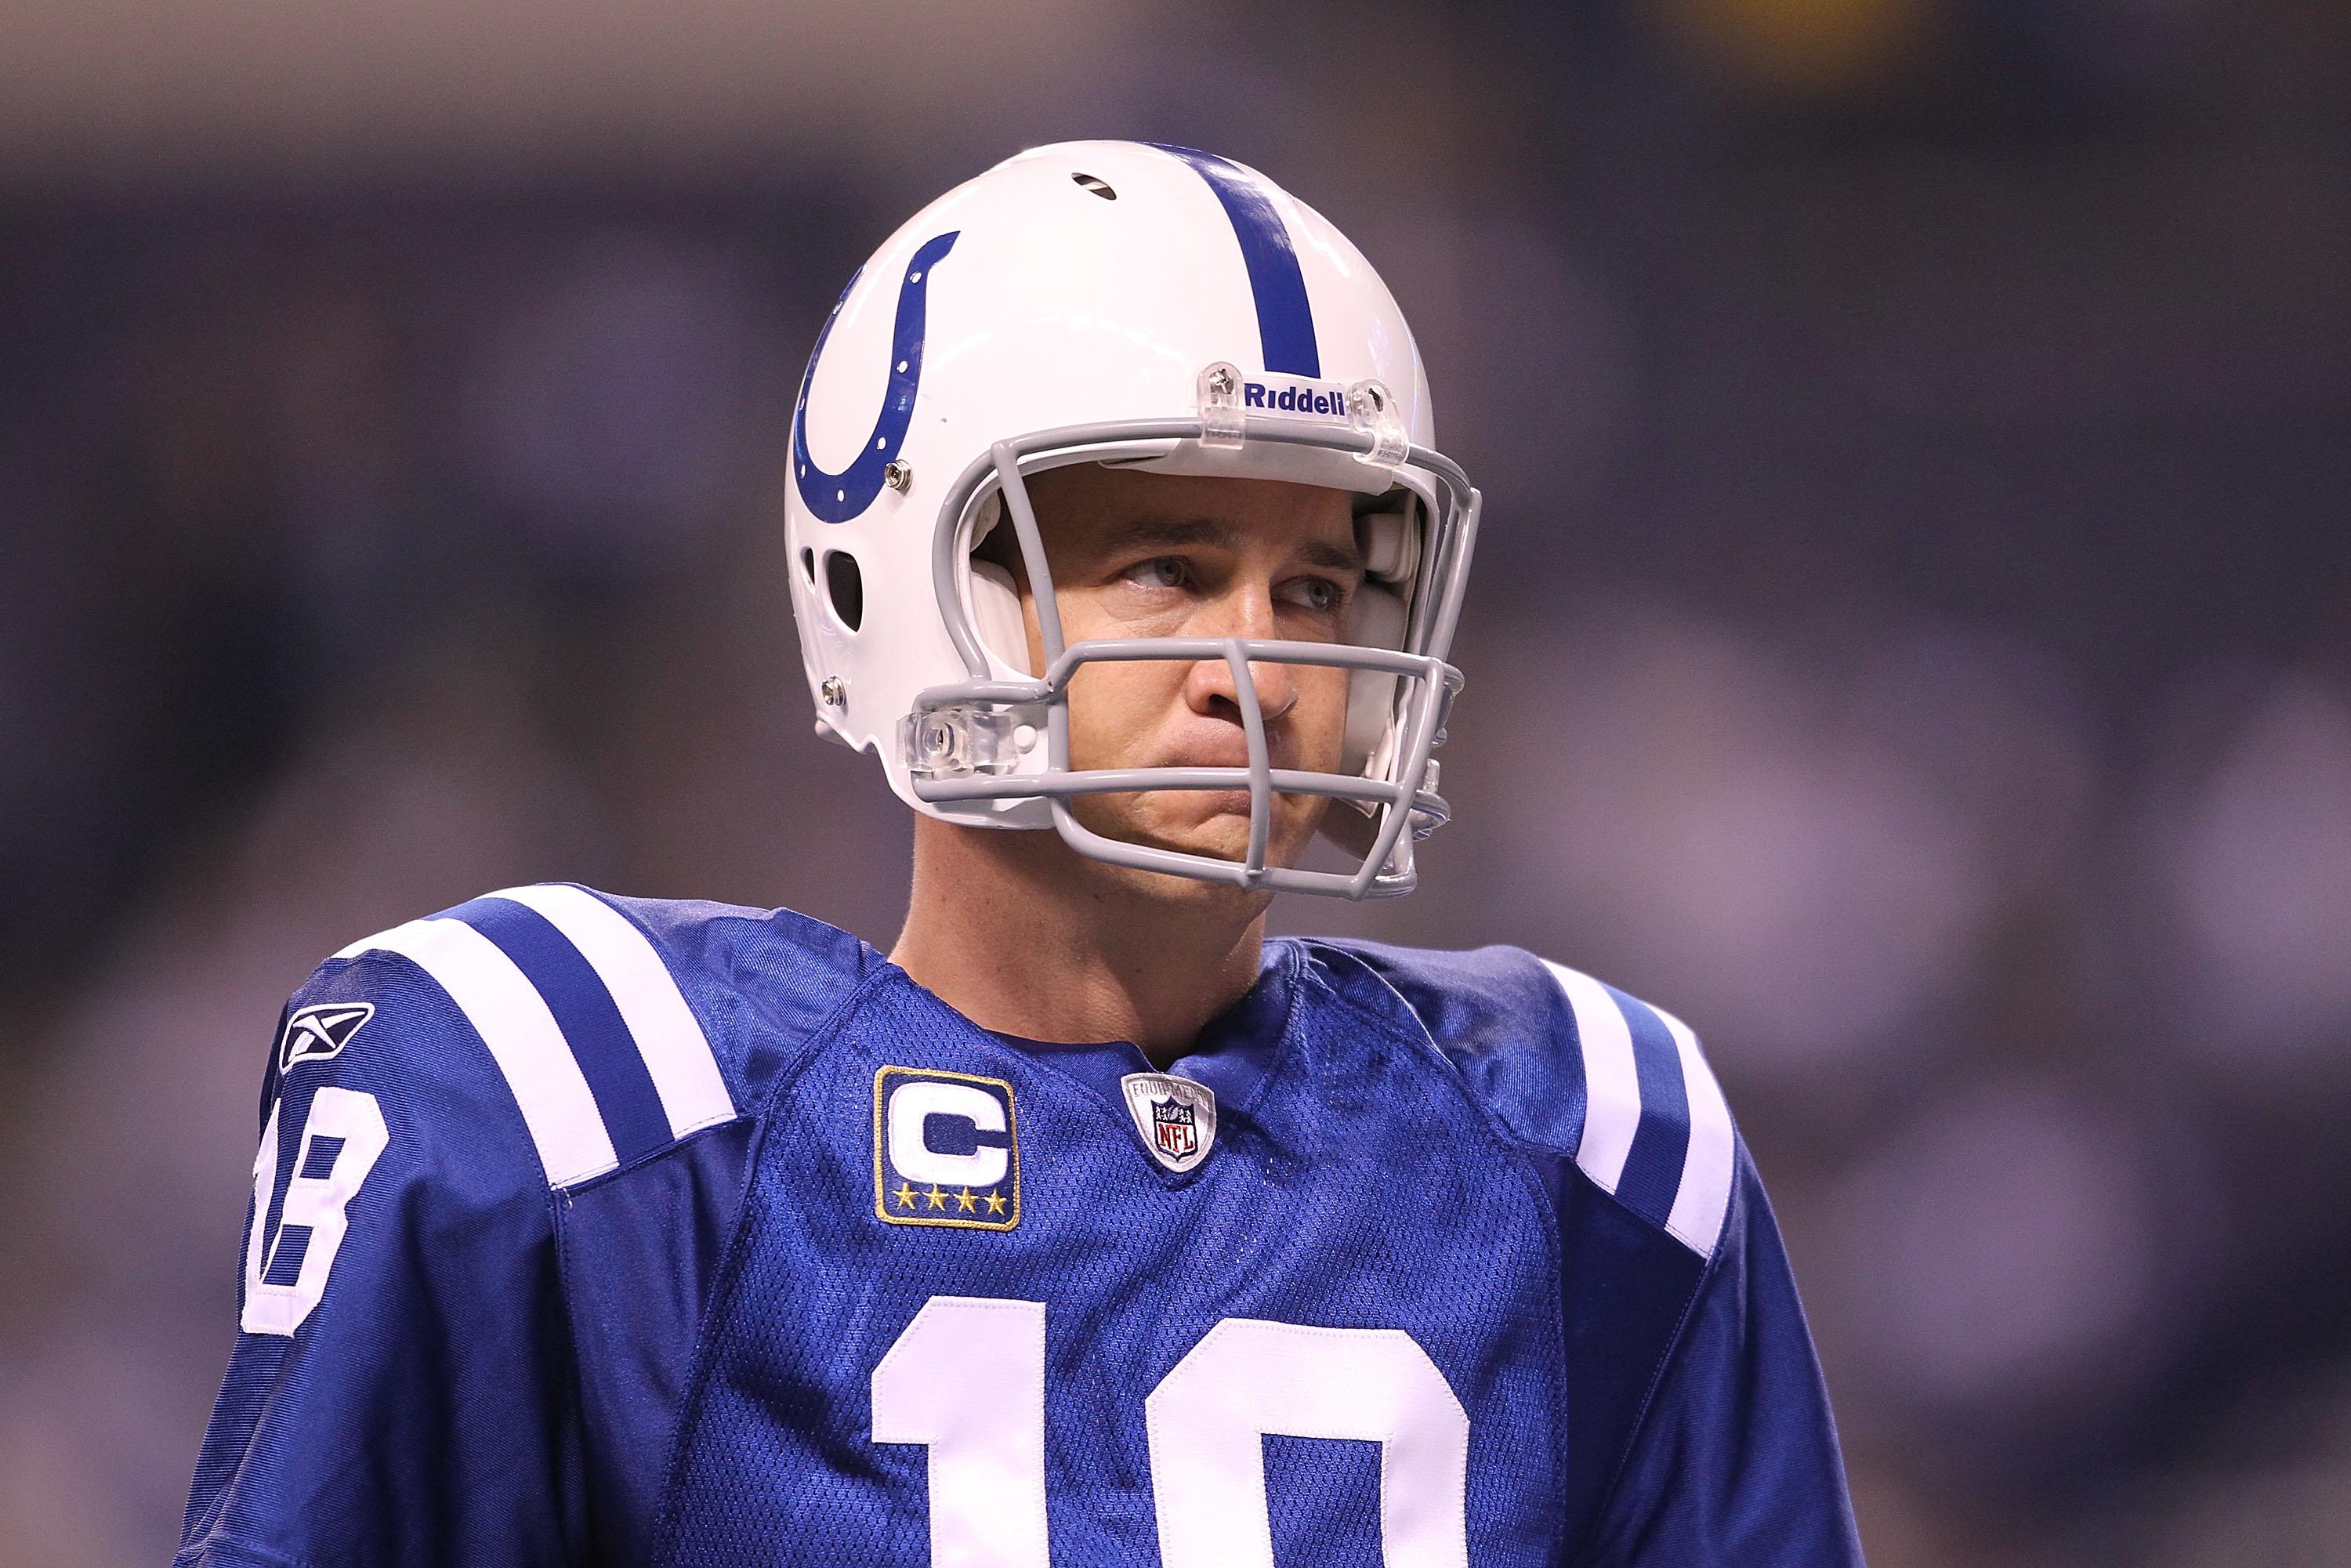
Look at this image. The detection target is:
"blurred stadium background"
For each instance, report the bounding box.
[2,1,2349,1563]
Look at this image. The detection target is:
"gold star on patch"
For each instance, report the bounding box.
[955,1188,978,1212]
[893,1182,918,1209]
[926,1186,947,1210]
[984,1190,1007,1215]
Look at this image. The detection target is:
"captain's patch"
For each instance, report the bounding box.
[1121,1072,1216,1174]
[874,1066,1020,1229]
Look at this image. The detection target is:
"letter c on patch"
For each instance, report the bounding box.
[887,1079,1009,1186]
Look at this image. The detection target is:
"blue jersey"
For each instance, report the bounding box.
[178,884,1861,1567]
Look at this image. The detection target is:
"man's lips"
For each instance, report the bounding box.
[1096,734,1306,774]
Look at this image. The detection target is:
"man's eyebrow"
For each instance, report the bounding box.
[1114,517,1234,549]
[1109,516,1364,573]
[1298,538,1364,573]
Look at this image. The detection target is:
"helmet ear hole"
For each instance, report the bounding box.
[824,551,864,632]
[799,547,817,582]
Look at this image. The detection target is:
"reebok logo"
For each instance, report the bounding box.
[277,1002,375,1075]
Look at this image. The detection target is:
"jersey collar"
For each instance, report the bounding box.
[985,940,1303,1123]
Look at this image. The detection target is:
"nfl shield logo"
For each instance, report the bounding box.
[1153,1098,1198,1160]
[1119,1071,1216,1174]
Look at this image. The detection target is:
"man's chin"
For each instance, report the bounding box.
[1067,791,1326,873]
[1078,809,1252,867]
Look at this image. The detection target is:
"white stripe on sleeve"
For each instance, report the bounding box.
[333,917,619,1186]
[486,884,737,1139]
[1656,1006,1736,1258]
[1542,960,1641,1197]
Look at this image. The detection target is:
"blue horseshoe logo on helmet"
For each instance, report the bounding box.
[792,230,959,523]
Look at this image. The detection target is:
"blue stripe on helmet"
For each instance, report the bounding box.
[1147,144,1320,378]
[793,230,960,523]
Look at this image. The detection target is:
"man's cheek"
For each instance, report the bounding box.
[1066,667,1156,768]
[1299,673,1352,767]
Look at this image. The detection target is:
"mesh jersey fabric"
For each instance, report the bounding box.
[177,886,1863,1568]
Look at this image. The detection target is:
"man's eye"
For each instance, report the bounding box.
[1124,558,1188,590]
[1278,578,1341,614]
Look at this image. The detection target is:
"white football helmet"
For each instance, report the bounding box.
[784,140,1480,898]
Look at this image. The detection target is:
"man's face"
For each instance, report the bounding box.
[1003,463,1364,876]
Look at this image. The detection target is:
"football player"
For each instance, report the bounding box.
[179,142,1864,1566]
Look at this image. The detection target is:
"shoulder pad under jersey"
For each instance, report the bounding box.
[326,884,876,1189]
[1313,940,1737,1259]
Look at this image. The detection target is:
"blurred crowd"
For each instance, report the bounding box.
[2,2,2348,1563]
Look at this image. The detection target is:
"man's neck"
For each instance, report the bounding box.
[889,816,1271,1068]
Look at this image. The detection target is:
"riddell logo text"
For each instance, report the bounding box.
[1245,381,1346,418]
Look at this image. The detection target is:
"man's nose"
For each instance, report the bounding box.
[1183,584,1298,722]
